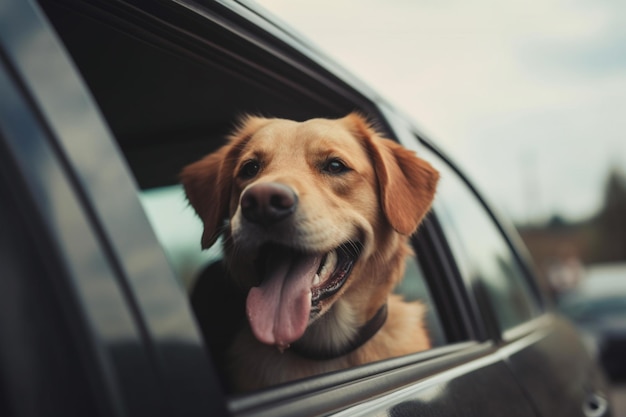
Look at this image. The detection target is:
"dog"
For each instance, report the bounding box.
[181,113,439,392]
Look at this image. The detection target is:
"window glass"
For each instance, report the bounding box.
[139,185,222,290]
[430,156,540,332]
[395,257,446,346]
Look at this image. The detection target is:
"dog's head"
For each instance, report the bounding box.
[181,113,438,350]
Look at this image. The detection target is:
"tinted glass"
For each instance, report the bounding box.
[395,257,446,346]
[430,155,540,332]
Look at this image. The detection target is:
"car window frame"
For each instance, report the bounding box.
[37,0,486,360]
[416,137,549,343]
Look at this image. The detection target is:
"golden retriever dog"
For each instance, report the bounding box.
[181,113,439,392]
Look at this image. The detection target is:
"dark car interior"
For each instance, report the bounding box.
[39,0,370,189]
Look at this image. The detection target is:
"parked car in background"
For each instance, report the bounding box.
[0,0,612,416]
[559,263,626,381]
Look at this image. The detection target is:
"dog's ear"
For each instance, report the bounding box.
[180,115,270,249]
[344,113,439,235]
[180,146,231,249]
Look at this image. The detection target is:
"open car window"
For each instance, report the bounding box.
[37,0,461,401]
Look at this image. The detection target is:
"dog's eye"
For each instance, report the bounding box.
[239,160,261,179]
[323,158,349,175]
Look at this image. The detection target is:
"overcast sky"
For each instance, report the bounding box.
[256,0,626,224]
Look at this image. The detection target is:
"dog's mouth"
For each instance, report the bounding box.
[246,242,362,349]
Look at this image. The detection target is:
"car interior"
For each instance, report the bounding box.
[38,0,447,394]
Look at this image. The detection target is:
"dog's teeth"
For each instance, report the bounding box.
[316,251,338,284]
[326,251,338,274]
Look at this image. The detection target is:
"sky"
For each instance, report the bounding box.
[255,0,626,224]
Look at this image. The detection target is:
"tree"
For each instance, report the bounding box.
[592,167,626,263]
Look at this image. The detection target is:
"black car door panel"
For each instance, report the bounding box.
[504,317,611,417]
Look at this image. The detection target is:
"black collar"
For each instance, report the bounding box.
[291,304,388,361]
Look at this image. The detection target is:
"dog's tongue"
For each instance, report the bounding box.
[246,249,320,348]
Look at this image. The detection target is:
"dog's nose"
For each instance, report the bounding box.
[240,182,298,226]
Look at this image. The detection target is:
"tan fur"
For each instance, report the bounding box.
[181,113,439,392]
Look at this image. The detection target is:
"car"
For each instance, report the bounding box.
[559,263,626,381]
[0,0,612,416]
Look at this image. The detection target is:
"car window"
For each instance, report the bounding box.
[38,0,453,395]
[427,152,541,334]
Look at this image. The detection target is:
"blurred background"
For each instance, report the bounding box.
[256,0,626,411]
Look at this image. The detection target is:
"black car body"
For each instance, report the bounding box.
[0,0,612,416]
